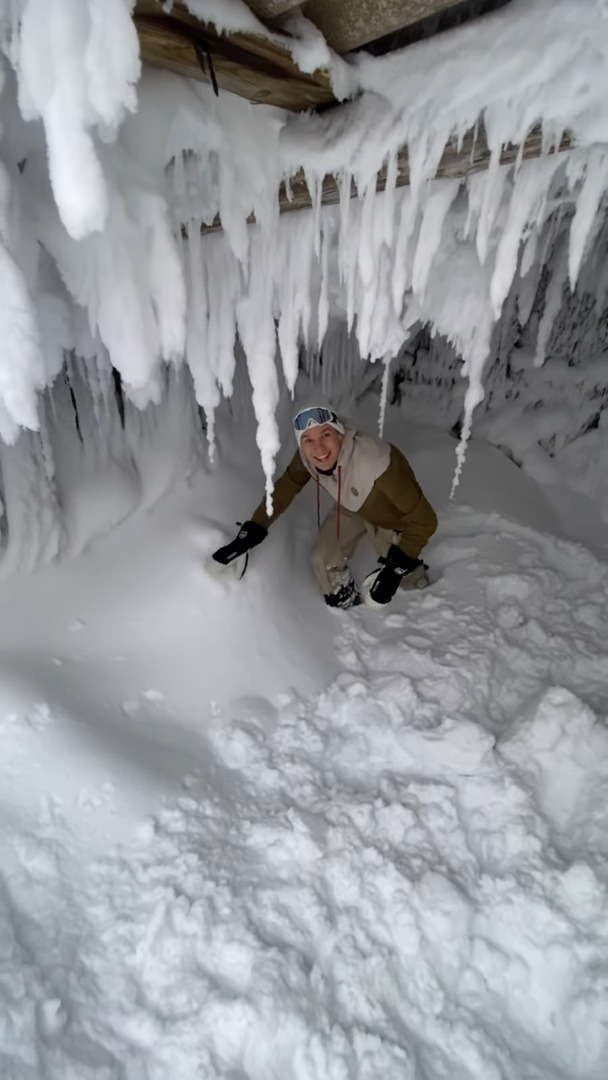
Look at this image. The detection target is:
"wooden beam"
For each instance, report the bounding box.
[134,1,335,111]
[198,124,573,233]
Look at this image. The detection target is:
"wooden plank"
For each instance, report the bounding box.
[198,124,573,232]
[134,1,335,111]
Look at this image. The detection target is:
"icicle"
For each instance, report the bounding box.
[520,226,539,280]
[391,186,413,316]
[344,186,359,335]
[317,212,331,349]
[356,182,383,358]
[490,154,562,318]
[0,163,44,439]
[450,362,486,499]
[185,219,220,457]
[568,146,608,289]
[305,169,323,259]
[534,239,567,367]
[406,127,449,231]
[235,227,280,513]
[277,211,315,392]
[411,178,460,300]
[337,169,352,286]
[473,148,508,265]
[378,353,392,436]
[381,151,398,248]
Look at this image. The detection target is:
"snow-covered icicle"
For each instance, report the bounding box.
[355,181,383,359]
[208,239,239,399]
[277,211,315,393]
[518,210,562,327]
[185,221,220,456]
[450,366,486,499]
[390,186,413,316]
[378,353,392,436]
[491,154,563,318]
[305,169,323,259]
[236,227,280,514]
[337,171,358,332]
[0,161,44,440]
[535,237,568,367]
[381,151,398,248]
[317,211,331,349]
[406,127,449,234]
[475,149,508,265]
[411,178,460,299]
[568,146,608,289]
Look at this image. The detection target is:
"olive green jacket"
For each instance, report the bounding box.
[251,428,437,559]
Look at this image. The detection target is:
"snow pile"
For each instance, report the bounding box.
[2,0,608,491]
[1,409,608,1079]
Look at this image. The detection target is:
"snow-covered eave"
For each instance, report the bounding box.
[199,121,574,234]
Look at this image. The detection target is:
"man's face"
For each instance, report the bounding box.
[300,424,344,470]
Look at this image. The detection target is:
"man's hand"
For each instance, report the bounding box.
[207,521,268,581]
[362,545,423,607]
[212,521,267,566]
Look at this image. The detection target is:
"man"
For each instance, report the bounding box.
[210,406,437,609]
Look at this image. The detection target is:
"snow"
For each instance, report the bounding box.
[181,0,354,96]
[2,385,608,1080]
[15,0,140,239]
[1,3,608,1072]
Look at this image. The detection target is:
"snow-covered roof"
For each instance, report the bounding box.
[134,1,504,112]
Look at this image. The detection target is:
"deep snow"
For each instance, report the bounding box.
[2,400,608,1080]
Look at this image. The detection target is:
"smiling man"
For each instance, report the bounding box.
[211,406,437,609]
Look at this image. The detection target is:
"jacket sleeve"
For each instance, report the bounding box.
[374,446,437,558]
[250,449,311,529]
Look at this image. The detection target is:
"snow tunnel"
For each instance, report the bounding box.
[1,4,608,1079]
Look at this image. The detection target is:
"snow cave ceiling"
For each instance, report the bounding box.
[0,0,607,498]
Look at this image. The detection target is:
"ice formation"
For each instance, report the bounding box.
[0,0,608,499]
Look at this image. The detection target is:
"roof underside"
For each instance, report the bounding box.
[132,1,571,230]
[133,1,512,112]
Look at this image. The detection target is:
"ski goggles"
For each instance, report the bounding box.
[293,407,341,433]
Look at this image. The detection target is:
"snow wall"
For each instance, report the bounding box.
[1,0,608,570]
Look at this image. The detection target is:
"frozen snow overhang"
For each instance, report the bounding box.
[198,123,573,234]
[135,0,575,233]
[133,0,513,112]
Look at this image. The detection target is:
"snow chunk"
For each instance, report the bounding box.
[500,686,608,844]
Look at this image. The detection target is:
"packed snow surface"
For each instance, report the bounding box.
[2,403,608,1080]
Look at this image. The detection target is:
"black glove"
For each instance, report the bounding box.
[211,520,267,566]
[368,544,422,605]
